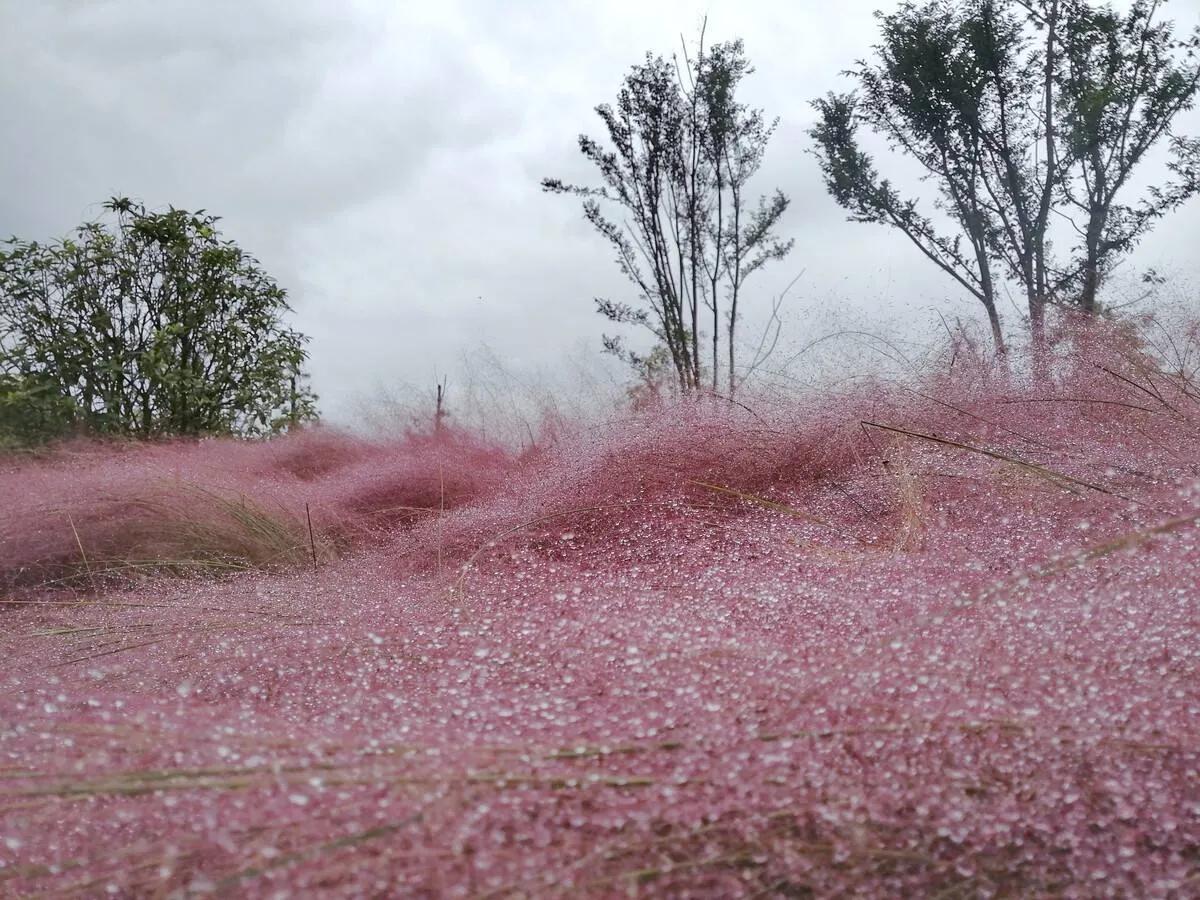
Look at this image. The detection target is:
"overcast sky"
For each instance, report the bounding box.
[3,0,1199,418]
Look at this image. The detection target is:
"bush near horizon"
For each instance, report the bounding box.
[0,197,317,448]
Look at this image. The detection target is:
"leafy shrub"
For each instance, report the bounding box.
[0,197,317,442]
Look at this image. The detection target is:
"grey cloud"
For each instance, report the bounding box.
[2,0,1198,420]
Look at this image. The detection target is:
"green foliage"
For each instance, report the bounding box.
[0,372,76,449]
[544,24,793,393]
[812,0,1200,347]
[1055,0,1200,312]
[0,198,317,443]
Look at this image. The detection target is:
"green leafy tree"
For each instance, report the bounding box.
[0,372,77,448]
[544,23,793,394]
[0,198,317,441]
[1055,0,1200,313]
[811,0,1065,352]
[811,0,1200,351]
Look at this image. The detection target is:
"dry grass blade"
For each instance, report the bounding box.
[34,481,341,590]
[1092,358,1195,424]
[65,512,96,593]
[1027,510,1200,580]
[889,453,925,551]
[212,815,427,893]
[861,421,1122,498]
[998,396,1157,413]
[4,765,656,802]
[902,386,1054,449]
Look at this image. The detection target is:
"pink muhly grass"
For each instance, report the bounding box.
[0,425,517,592]
[1,322,1198,897]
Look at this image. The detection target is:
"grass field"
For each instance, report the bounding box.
[2,325,1198,897]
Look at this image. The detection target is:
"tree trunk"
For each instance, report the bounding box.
[977,259,1005,356]
[984,300,1006,356]
[711,303,719,391]
[1078,260,1100,315]
[1079,189,1107,315]
[728,320,737,395]
[1028,291,1050,385]
[1031,0,1059,357]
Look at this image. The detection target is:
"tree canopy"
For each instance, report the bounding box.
[544,25,793,393]
[0,198,317,443]
[811,0,1200,352]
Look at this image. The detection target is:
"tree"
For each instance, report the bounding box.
[811,0,1061,352]
[543,24,793,394]
[1054,0,1200,313]
[0,372,77,448]
[0,198,317,441]
[811,0,1200,352]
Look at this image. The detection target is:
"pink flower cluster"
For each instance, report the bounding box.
[1,331,1198,896]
